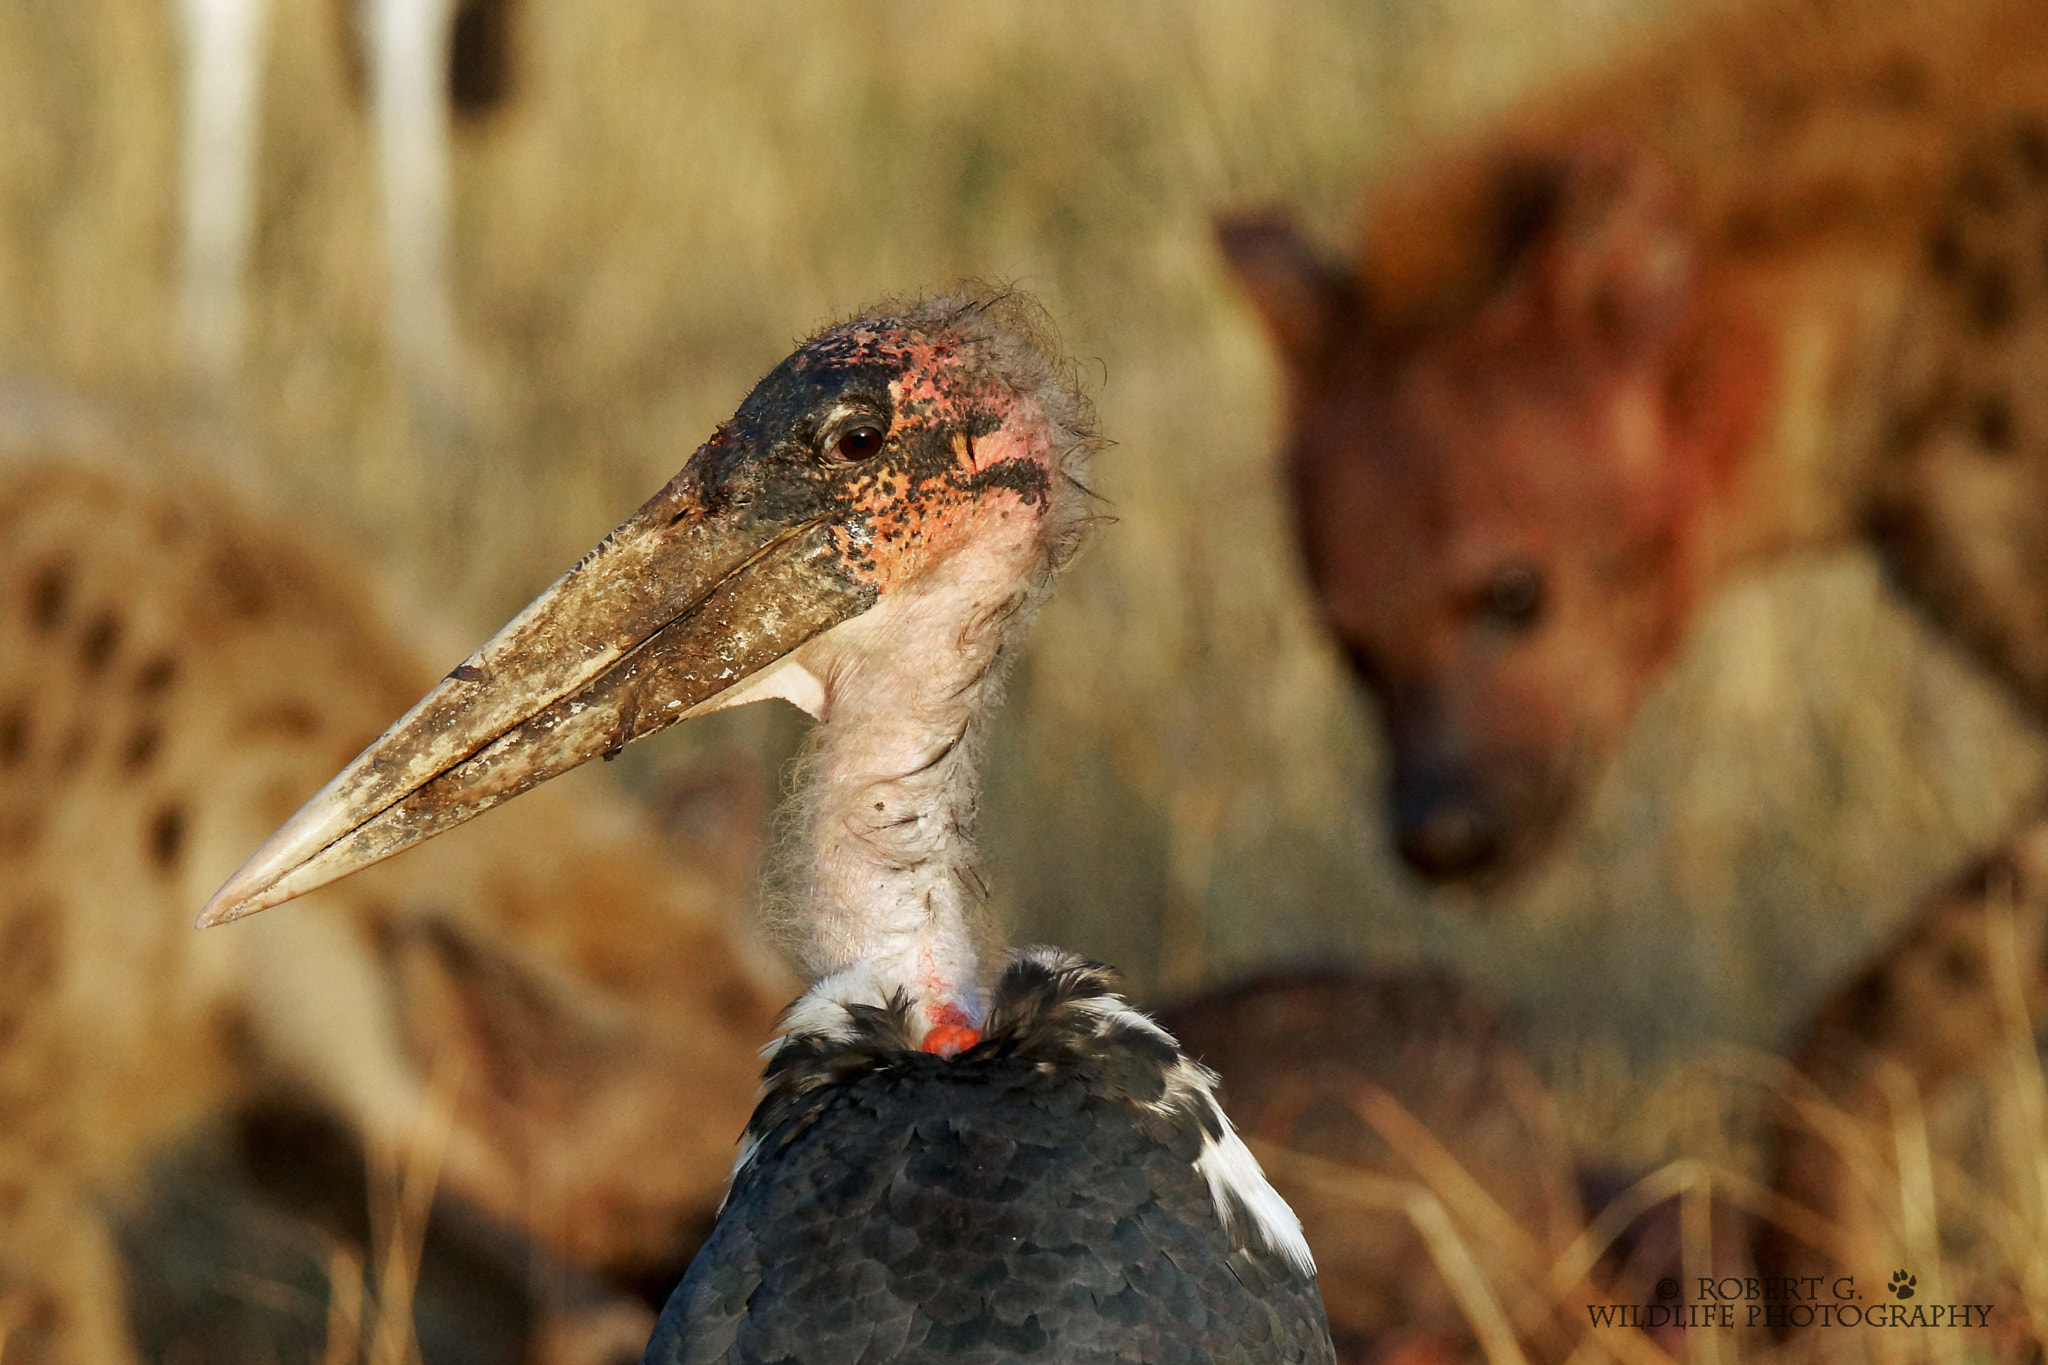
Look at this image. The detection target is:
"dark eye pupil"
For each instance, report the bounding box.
[835,426,884,461]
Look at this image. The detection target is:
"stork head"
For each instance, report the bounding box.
[200,292,1094,927]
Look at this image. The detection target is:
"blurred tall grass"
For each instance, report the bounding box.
[3,0,2045,1162]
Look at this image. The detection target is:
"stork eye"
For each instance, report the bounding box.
[831,425,886,462]
[1478,562,1544,633]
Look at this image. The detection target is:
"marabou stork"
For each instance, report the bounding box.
[200,292,1335,1363]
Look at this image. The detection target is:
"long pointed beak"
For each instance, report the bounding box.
[199,474,871,926]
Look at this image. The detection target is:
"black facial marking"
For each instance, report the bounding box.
[961,458,1051,507]
[669,313,1068,603]
[691,349,900,518]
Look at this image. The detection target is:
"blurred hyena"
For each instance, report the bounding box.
[1219,0,2048,1306]
[0,432,786,1364]
[1221,0,2048,887]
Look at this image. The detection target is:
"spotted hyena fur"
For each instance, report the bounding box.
[1759,808,2048,1326]
[0,440,784,1364]
[1220,0,2048,1309]
[1872,117,2048,712]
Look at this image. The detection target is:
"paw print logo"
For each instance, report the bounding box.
[1889,1271,1917,1301]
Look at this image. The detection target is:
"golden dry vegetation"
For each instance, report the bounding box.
[5,0,2048,1361]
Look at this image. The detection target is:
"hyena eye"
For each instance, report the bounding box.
[1478,562,1544,632]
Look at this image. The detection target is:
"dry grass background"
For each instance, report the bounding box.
[2,0,2045,1182]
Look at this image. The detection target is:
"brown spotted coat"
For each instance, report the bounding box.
[0,436,785,1364]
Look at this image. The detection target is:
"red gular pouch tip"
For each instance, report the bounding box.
[921,1004,982,1057]
[921,1024,981,1057]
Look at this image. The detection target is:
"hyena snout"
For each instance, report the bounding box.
[1382,701,1575,886]
[1388,756,1512,883]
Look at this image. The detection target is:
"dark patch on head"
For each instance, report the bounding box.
[449,0,516,120]
[27,562,70,633]
[149,803,187,872]
[1972,393,2017,454]
[689,346,900,509]
[122,724,162,775]
[134,655,179,697]
[961,457,1053,506]
[79,612,123,675]
[0,707,27,769]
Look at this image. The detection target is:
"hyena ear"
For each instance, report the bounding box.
[1530,137,1693,350]
[1215,210,1359,370]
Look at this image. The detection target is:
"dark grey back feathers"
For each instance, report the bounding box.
[644,954,1334,1365]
